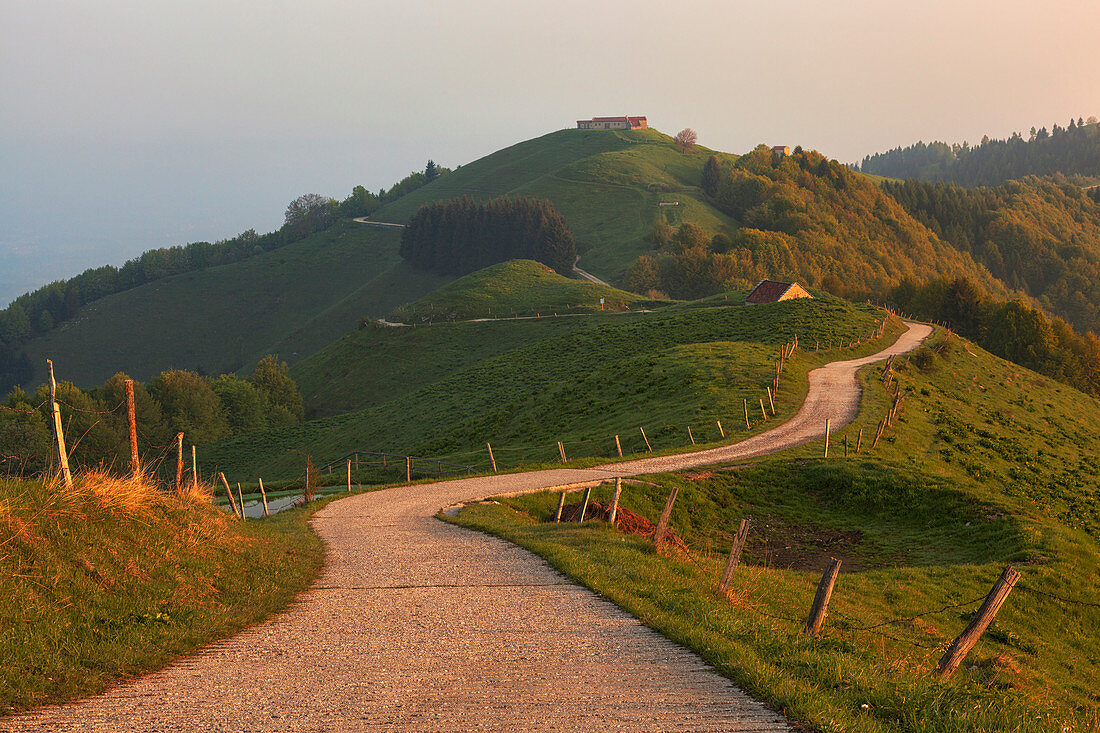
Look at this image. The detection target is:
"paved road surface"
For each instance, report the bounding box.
[4,323,930,731]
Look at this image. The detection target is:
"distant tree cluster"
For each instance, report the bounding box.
[0,161,449,393]
[888,276,1100,397]
[860,117,1100,186]
[400,197,577,276]
[0,355,303,477]
[884,176,1100,336]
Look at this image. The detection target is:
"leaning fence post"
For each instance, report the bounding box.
[687,426,695,445]
[220,473,239,519]
[576,485,592,522]
[718,518,751,594]
[558,441,567,463]
[743,399,750,430]
[855,427,863,454]
[47,360,73,488]
[608,477,622,525]
[640,427,652,452]
[258,477,269,517]
[487,442,497,472]
[716,419,725,439]
[554,490,567,523]
[804,557,842,635]
[236,483,247,521]
[823,418,831,458]
[767,386,775,415]
[759,398,768,421]
[652,486,680,545]
[615,434,623,457]
[936,565,1021,679]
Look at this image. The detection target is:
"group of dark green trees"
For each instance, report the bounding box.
[860,118,1100,186]
[400,197,577,276]
[0,355,303,477]
[0,162,449,393]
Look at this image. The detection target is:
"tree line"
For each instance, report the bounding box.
[0,162,449,392]
[859,118,1100,186]
[0,355,303,477]
[399,197,577,277]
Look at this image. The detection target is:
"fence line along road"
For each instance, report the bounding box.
[4,323,930,732]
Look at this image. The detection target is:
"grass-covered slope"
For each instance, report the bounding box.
[388,259,650,323]
[453,329,1100,730]
[0,472,321,714]
[22,222,451,387]
[207,296,899,480]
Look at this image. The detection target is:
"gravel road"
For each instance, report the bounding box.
[3,323,930,731]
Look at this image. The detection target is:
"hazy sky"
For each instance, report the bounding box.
[3,0,1098,306]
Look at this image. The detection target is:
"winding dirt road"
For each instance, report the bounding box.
[4,323,930,732]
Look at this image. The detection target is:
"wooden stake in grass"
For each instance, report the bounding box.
[803,557,842,635]
[844,435,849,458]
[936,565,1021,679]
[577,485,592,522]
[872,416,886,450]
[191,445,198,486]
[175,432,184,493]
[759,398,768,421]
[855,427,863,454]
[767,386,775,415]
[640,427,652,452]
[743,399,750,430]
[652,486,680,545]
[718,518,751,594]
[258,478,269,517]
[236,483,247,521]
[716,419,725,439]
[406,455,411,483]
[558,441,567,463]
[608,477,622,525]
[823,418,831,458]
[487,442,497,472]
[125,379,139,476]
[47,360,73,488]
[554,490,567,523]
[346,458,352,492]
[687,426,695,445]
[219,473,240,519]
[614,434,623,457]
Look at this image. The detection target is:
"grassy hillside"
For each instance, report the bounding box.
[206,296,900,480]
[454,328,1100,730]
[22,222,451,387]
[374,128,736,280]
[0,472,321,713]
[389,259,651,323]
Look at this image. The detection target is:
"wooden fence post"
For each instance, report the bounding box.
[615,434,623,457]
[759,398,768,421]
[347,459,352,492]
[804,557,842,635]
[125,378,139,475]
[855,427,863,454]
[823,418,831,458]
[844,435,849,458]
[558,441,568,463]
[406,456,411,483]
[872,416,886,450]
[487,442,497,472]
[716,419,725,439]
[47,360,73,488]
[687,426,695,445]
[767,387,775,415]
[640,427,652,452]
[554,490,567,523]
[220,473,239,519]
[576,485,592,522]
[652,486,680,545]
[236,483,247,521]
[936,565,1021,679]
[743,399,750,430]
[192,445,198,486]
[258,478,269,517]
[175,432,184,493]
[718,519,751,594]
[608,477,622,525]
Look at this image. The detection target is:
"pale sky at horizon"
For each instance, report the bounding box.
[2,0,1098,305]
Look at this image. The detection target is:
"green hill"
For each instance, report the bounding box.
[22,222,451,386]
[205,296,899,480]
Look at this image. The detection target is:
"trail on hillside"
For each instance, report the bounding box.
[3,324,929,732]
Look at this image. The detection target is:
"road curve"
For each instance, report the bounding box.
[4,323,930,732]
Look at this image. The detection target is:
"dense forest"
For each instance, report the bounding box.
[626,146,999,300]
[860,118,1100,185]
[0,163,449,392]
[400,197,577,277]
[0,355,303,477]
[884,177,1100,336]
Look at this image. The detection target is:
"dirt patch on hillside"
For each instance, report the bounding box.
[558,500,689,553]
[744,516,876,572]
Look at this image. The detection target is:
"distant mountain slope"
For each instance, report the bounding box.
[22,222,451,387]
[860,119,1100,185]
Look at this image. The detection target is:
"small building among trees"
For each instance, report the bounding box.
[745,279,813,304]
[771,145,791,157]
[577,116,647,130]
